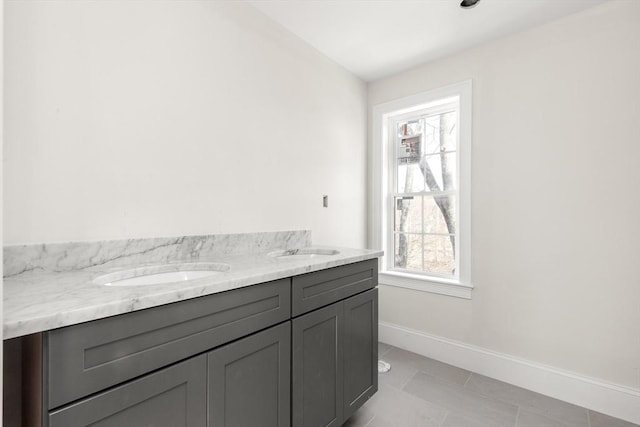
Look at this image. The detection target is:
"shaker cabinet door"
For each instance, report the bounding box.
[208,322,291,427]
[49,355,206,427]
[343,288,378,420]
[292,302,344,427]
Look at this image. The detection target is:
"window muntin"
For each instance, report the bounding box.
[389,100,460,279]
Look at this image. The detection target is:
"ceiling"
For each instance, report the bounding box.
[248,0,609,81]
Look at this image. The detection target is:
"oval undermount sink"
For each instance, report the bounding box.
[268,248,340,260]
[93,262,230,287]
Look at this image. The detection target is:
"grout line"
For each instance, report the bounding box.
[463,371,473,388]
[514,406,522,427]
[439,411,449,427]
[455,372,579,427]
[399,369,420,390]
[587,409,592,427]
[379,341,394,356]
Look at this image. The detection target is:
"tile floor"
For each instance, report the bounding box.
[343,343,638,427]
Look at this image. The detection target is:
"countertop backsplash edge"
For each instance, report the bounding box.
[3,230,312,277]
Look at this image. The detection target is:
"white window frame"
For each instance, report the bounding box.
[370,80,473,299]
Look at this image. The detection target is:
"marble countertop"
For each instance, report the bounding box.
[3,245,382,339]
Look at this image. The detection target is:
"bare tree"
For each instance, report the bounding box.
[396,165,414,268]
[419,113,456,253]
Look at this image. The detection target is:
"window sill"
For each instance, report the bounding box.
[379,271,473,299]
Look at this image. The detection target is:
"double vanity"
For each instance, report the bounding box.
[3,231,382,427]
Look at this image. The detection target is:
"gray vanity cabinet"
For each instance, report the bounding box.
[5,259,379,427]
[291,259,378,427]
[48,321,292,427]
[48,355,207,427]
[47,278,291,410]
[208,322,291,427]
[39,278,291,427]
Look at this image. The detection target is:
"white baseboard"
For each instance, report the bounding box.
[379,321,640,425]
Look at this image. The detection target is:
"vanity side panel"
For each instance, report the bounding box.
[3,333,45,427]
[3,337,23,426]
[47,278,291,409]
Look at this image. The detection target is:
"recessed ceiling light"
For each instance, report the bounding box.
[460,0,481,8]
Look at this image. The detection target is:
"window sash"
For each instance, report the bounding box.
[388,104,461,279]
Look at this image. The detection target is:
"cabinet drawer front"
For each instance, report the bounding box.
[47,279,290,409]
[49,354,206,427]
[292,259,377,317]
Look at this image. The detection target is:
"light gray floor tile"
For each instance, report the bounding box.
[403,371,519,427]
[516,409,573,427]
[442,412,492,427]
[465,373,589,427]
[384,347,472,386]
[377,352,420,390]
[378,341,393,356]
[360,383,446,427]
[365,416,398,427]
[589,410,640,427]
[347,345,639,427]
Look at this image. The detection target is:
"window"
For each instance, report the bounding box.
[371,81,472,298]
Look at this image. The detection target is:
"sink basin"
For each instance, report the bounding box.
[94,262,230,287]
[268,248,340,260]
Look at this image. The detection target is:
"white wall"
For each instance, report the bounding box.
[3,0,367,248]
[370,1,640,390]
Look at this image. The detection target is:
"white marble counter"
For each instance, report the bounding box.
[3,232,381,339]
